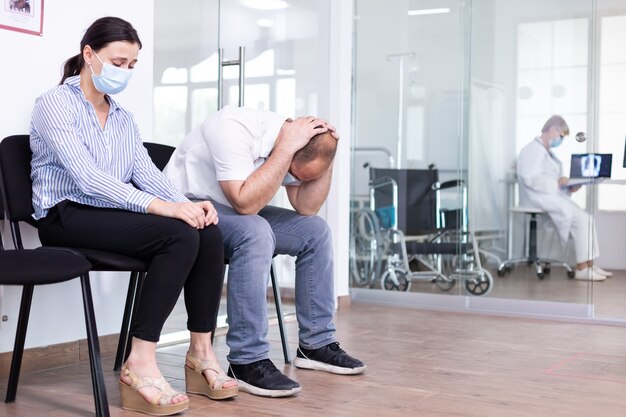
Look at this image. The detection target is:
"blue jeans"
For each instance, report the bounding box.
[213,202,337,364]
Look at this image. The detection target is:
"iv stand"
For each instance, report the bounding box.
[386,52,416,169]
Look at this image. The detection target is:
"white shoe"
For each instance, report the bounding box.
[593,265,613,277]
[574,267,606,281]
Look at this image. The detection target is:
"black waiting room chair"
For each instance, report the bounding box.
[0,134,150,375]
[142,142,292,362]
[0,167,109,415]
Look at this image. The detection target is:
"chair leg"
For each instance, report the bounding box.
[114,271,142,372]
[529,214,538,262]
[5,285,34,403]
[270,263,291,363]
[125,272,145,364]
[80,273,110,417]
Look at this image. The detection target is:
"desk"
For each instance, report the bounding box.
[504,176,626,259]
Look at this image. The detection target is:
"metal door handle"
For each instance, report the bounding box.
[217,46,245,109]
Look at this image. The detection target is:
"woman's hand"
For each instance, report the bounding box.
[147,199,218,228]
[569,184,582,193]
[196,200,219,225]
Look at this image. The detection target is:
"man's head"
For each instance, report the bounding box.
[289,131,338,182]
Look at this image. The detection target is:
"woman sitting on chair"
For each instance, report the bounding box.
[30,16,237,415]
[517,115,612,281]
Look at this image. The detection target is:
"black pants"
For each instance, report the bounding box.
[38,201,224,342]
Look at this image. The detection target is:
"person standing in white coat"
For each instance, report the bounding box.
[516,115,612,281]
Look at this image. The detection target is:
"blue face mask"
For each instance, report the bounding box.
[89,51,132,95]
[550,135,564,148]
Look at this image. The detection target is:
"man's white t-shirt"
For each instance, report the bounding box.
[164,106,300,207]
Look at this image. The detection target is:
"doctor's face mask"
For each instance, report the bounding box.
[550,134,565,148]
[550,130,565,148]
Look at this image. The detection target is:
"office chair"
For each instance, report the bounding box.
[0,161,109,416]
[0,135,149,373]
[141,142,291,362]
[497,206,575,279]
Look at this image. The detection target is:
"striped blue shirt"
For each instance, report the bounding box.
[30,75,188,220]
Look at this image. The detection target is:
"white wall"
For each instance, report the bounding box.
[327,0,353,299]
[0,1,154,353]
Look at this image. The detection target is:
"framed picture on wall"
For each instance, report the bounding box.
[0,0,44,36]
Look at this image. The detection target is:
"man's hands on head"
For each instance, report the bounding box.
[219,114,339,216]
[275,116,337,155]
[147,199,218,228]
[311,117,339,140]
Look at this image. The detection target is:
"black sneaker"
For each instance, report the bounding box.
[293,342,367,375]
[227,359,301,397]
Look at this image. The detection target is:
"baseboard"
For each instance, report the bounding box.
[337,294,352,310]
[267,286,295,302]
[0,333,120,378]
[268,287,351,310]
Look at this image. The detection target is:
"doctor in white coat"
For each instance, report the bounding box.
[516,115,612,281]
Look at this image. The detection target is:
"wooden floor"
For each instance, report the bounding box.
[2,302,626,416]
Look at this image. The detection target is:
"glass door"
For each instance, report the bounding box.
[217,0,331,312]
[154,0,332,338]
[468,0,596,316]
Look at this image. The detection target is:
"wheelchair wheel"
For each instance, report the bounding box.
[464,268,493,296]
[381,268,411,292]
[351,209,382,287]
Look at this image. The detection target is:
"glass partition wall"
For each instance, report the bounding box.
[467,0,596,316]
[351,0,626,322]
[351,0,478,303]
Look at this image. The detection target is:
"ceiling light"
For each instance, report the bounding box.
[240,0,288,10]
[408,8,451,16]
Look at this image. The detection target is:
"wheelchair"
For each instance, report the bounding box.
[350,166,493,296]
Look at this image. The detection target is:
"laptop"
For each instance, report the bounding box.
[567,153,612,186]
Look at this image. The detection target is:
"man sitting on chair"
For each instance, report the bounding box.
[164,105,366,398]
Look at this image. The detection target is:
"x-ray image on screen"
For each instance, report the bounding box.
[570,153,613,179]
[581,154,601,177]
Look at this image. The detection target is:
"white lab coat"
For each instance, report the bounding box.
[516,138,577,244]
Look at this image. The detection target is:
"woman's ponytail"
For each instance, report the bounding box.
[59,54,83,85]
